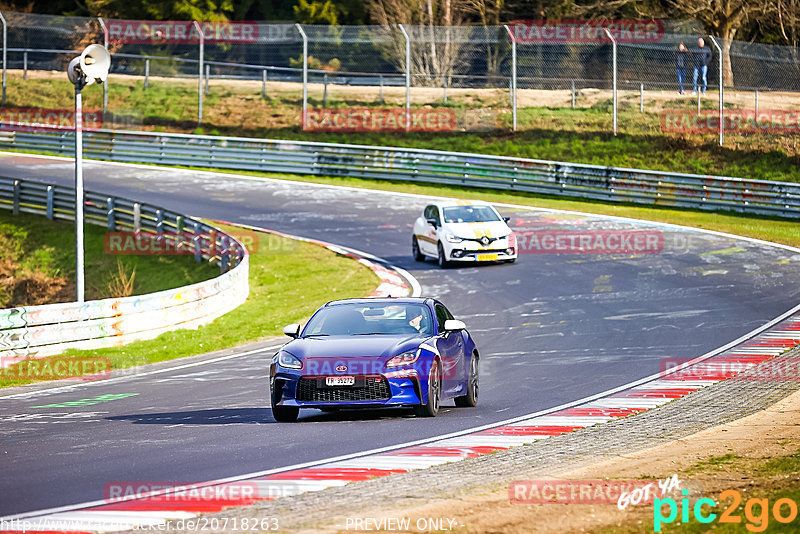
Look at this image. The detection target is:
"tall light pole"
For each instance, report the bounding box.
[67,44,111,303]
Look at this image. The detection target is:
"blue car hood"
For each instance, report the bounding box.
[284,334,429,361]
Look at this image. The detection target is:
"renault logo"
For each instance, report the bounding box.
[480,236,491,246]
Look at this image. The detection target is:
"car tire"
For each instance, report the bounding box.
[414,359,441,417]
[504,258,516,264]
[455,353,479,407]
[437,242,450,269]
[412,236,425,261]
[270,381,299,422]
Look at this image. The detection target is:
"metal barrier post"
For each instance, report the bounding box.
[323,73,328,107]
[144,58,150,89]
[708,35,723,146]
[98,17,109,113]
[0,12,6,104]
[443,75,447,104]
[12,179,19,214]
[604,28,617,136]
[262,69,267,99]
[504,25,517,132]
[107,197,115,231]
[379,74,384,104]
[697,87,701,115]
[193,21,204,126]
[46,186,54,219]
[23,51,27,81]
[399,24,411,132]
[296,23,308,130]
[205,64,210,95]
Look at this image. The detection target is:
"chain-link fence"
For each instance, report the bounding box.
[0,11,799,141]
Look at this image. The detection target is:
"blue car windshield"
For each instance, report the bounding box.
[442,205,501,223]
[303,303,434,337]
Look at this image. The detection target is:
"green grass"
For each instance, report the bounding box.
[0,210,217,307]
[5,72,800,183]
[1,221,379,388]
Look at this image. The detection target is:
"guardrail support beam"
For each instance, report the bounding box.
[503,25,517,131]
[0,12,7,104]
[193,21,204,126]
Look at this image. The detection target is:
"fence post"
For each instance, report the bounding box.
[0,11,6,105]
[323,73,328,107]
[193,21,204,126]
[640,83,644,112]
[503,25,517,131]
[98,17,109,113]
[708,35,723,146]
[379,74,384,104]
[398,24,411,132]
[295,23,308,130]
[755,88,758,116]
[697,87,701,115]
[205,64,210,95]
[23,51,27,81]
[144,58,150,89]
[603,28,617,136]
[443,75,447,104]
[571,80,575,109]
[262,69,267,99]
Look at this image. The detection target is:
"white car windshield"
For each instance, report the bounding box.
[303,303,434,336]
[442,205,501,223]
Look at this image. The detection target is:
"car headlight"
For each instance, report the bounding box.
[445,233,463,243]
[276,350,302,369]
[386,349,420,367]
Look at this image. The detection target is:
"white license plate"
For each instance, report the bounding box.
[477,254,498,262]
[326,376,355,386]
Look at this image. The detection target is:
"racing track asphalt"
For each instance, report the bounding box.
[1,153,799,517]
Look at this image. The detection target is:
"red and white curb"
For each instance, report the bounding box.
[4,304,800,533]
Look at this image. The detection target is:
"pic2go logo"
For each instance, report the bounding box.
[654,489,799,532]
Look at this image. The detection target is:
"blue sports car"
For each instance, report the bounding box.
[269,297,479,422]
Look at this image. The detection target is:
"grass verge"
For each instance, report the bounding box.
[5,71,800,183]
[0,222,379,388]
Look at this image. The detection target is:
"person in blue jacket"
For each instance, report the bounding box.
[692,37,712,95]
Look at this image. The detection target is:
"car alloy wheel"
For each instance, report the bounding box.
[455,354,479,407]
[270,380,299,422]
[412,235,425,261]
[414,359,441,417]
[437,242,450,268]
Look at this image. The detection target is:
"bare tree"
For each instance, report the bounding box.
[366,0,468,85]
[463,0,503,76]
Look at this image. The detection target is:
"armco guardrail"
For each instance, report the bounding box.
[0,176,249,368]
[2,128,800,219]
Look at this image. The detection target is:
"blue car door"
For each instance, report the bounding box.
[434,304,466,395]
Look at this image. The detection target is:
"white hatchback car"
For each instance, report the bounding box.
[412,200,517,267]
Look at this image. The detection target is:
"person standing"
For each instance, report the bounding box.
[675,43,688,94]
[692,37,712,95]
